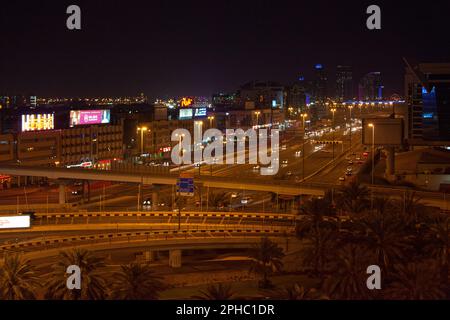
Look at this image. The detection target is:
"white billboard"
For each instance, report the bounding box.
[21,114,54,132]
[0,215,31,229]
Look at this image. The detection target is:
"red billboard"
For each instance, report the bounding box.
[70,110,110,127]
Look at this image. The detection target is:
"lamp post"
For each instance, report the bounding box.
[368,123,375,185]
[194,121,203,176]
[301,113,308,181]
[175,132,185,230]
[254,111,261,127]
[208,116,215,128]
[330,108,336,161]
[368,123,375,209]
[348,105,353,153]
[137,126,148,156]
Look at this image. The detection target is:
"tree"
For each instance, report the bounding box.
[45,248,107,300]
[0,255,40,300]
[208,191,229,210]
[192,283,235,300]
[110,263,165,300]
[323,244,373,300]
[385,262,446,300]
[427,214,450,298]
[296,196,338,277]
[248,237,285,289]
[336,181,370,215]
[275,283,328,300]
[358,207,411,273]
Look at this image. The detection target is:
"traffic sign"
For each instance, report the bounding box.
[177,174,194,197]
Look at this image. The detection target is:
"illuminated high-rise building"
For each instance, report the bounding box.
[335,65,353,102]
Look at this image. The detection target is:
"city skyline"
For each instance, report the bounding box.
[2,1,450,99]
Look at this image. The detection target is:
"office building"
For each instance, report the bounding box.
[359,72,383,101]
[404,60,450,142]
[335,65,353,102]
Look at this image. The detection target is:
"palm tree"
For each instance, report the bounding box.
[110,263,165,300]
[208,191,229,210]
[394,190,423,225]
[248,237,285,289]
[192,283,235,300]
[45,248,107,300]
[296,196,339,277]
[385,262,445,300]
[427,214,450,298]
[336,181,370,216]
[358,208,411,274]
[323,244,373,300]
[275,283,328,300]
[0,255,40,300]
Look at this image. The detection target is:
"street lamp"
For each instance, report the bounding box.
[330,108,336,161]
[137,126,148,155]
[301,113,308,181]
[368,123,375,185]
[207,116,215,128]
[254,111,261,127]
[348,105,353,153]
[368,123,375,209]
[174,132,185,230]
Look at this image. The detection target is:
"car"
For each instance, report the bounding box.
[281,145,287,150]
[345,171,353,176]
[339,176,346,181]
[362,152,369,157]
[142,198,151,206]
[286,171,293,176]
[241,197,252,204]
[355,157,361,161]
[295,151,302,157]
[71,189,82,195]
[348,160,354,165]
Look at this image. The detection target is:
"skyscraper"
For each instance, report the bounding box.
[335,65,353,102]
[358,72,383,101]
[404,59,450,141]
[311,64,328,119]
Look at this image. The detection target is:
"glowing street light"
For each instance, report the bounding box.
[207,116,215,128]
[301,113,308,181]
[330,108,336,161]
[254,111,261,126]
[368,123,375,209]
[137,126,148,155]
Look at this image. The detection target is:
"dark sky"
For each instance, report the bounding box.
[1,0,450,99]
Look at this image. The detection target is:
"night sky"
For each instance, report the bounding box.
[1,0,450,99]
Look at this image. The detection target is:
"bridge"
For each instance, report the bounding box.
[0,226,295,267]
[0,164,325,197]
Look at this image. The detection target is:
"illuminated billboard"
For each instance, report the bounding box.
[179,108,193,120]
[194,107,207,118]
[70,110,110,127]
[0,215,31,229]
[180,97,193,107]
[21,114,54,132]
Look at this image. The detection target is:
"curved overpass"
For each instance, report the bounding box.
[1,228,295,264]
